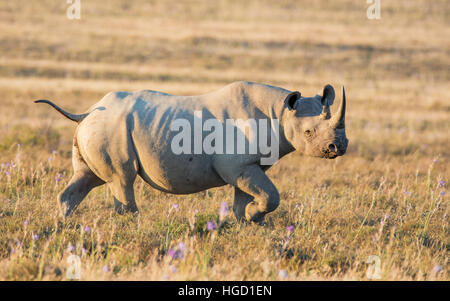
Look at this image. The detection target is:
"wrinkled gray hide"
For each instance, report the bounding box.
[35,81,348,223]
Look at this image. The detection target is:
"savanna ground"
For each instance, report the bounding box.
[0,0,448,280]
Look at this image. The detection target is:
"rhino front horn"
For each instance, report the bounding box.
[330,86,346,129]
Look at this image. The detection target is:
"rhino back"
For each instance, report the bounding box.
[76,82,290,194]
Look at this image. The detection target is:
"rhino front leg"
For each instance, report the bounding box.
[234,165,280,223]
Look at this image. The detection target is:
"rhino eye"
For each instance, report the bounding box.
[304,128,316,139]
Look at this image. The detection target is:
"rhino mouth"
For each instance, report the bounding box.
[320,151,337,159]
[325,152,338,159]
[327,153,338,159]
[321,147,338,159]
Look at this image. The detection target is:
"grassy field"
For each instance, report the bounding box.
[0,0,448,280]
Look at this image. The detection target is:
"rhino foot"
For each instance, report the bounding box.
[244,201,266,224]
[114,201,139,215]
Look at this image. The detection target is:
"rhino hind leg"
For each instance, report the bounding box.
[109,180,138,214]
[105,149,139,214]
[232,165,280,224]
[58,144,105,217]
[76,120,140,214]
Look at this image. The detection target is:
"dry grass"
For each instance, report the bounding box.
[0,0,448,280]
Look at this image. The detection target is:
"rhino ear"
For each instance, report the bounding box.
[284,91,301,111]
[321,85,335,106]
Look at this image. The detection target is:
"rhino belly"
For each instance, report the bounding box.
[135,148,227,194]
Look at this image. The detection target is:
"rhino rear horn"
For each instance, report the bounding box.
[330,86,346,129]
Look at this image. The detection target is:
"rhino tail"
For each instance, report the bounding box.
[34,99,89,123]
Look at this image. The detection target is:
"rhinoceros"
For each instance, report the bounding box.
[35,81,348,223]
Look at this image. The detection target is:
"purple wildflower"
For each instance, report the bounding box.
[177,243,186,259]
[439,180,445,187]
[286,225,295,233]
[68,244,75,252]
[24,219,29,226]
[81,248,87,255]
[32,234,39,241]
[167,248,177,259]
[102,266,110,273]
[177,251,185,260]
[219,202,229,220]
[380,215,389,226]
[84,226,91,233]
[168,242,187,260]
[55,173,62,182]
[432,265,443,274]
[169,265,177,273]
[172,203,179,211]
[440,191,445,196]
[404,191,409,196]
[206,221,217,231]
[177,242,186,252]
[278,269,288,279]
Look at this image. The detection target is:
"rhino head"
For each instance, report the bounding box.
[283,84,348,159]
